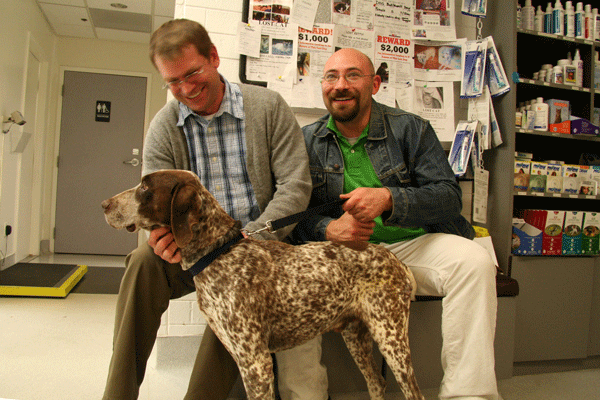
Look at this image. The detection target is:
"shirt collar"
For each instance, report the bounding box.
[326,116,369,146]
[177,75,243,127]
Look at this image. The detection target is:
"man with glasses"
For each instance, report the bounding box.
[293,48,500,400]
[103,19,328,400]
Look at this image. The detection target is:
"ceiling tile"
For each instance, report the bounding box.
[39,3,90,26]
[155,0,176,17]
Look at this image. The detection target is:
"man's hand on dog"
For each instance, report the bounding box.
[149,226,182,264]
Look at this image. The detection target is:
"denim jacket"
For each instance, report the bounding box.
[293,101,475,243]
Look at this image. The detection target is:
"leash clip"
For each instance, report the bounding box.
[242,220,275,236]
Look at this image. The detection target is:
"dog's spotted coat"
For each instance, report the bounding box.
[102,170,424,400]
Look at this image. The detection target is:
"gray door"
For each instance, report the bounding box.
[55,71,146,255]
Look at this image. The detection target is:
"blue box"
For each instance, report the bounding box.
[512,219,543,255]
[571,117,600,135]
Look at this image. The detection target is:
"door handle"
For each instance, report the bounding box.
[123,158,140,167]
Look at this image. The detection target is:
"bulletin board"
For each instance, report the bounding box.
[236,0,507,146]
[240,0,331,87]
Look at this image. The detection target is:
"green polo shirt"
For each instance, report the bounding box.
[327,117,426,244]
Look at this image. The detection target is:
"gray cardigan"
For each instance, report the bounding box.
[142,83,312,241]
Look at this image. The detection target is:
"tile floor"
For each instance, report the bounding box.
[1,254,599,400]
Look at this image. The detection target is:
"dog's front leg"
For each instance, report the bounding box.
[236,349,276,400]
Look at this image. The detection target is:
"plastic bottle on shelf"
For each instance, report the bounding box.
[517,2,523,29]
[575,2,584,38]
[523,0,536,30]
[534,97,549,131]
[573,48,583,86]
[553,0,565,34]
[545,2,554,33]
[565,1,575,37]
[535,5,545,32]
[585,4,592,39]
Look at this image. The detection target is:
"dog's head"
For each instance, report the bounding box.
[101,169,234,248]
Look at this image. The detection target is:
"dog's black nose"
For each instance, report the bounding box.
[101,199,111,210]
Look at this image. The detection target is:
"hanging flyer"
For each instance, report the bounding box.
[395,80,415,112]
[332,0,376,31]
[374,0,413,37]
[412,0,456,41]
[414,80,455,142]
[333,25,375,60]
[290,0,320,30]
[374,29,414,84]
[413,39,464,81]
[292,24,335,108]
[246,4,299,84]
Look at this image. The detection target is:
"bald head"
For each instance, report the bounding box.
[324,48,375,76]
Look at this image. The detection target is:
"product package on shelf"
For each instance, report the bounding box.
[542,210,565,255]
[562,164,580,194]
[529,161,548,192]
[570,116,600,135]
[547,99,570,134]
[546,163,564,193]
[514,159,531,191]
[562,211,585,255]
[512,217,543,255]
[582,212,600,255]
[591,165,600,186]
[577,165,596,195]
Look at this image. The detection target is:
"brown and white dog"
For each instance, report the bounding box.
[101,169,423,400]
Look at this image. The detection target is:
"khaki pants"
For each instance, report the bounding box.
[102,243,327,400]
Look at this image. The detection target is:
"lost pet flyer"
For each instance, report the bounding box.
[374,30,414,84]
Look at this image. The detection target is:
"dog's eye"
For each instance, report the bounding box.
[139,184,148,192]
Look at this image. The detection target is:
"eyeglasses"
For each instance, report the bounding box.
[162,67,205,90]
[321,71,375,85]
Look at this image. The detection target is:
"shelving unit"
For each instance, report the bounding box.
[482,1,600,362]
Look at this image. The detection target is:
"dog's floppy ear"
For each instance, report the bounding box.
[171,184,201,248]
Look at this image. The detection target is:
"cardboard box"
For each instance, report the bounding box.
[514,160,531,191]
[542,210,565,255]
[529,162,547,193]
[512,218,543,255]
[547,99,570,133]
[570,117,600,135]
[582,212,600,255]
[546,163,563,194]
[591,165,600,186]
[562,211,584,255]
[562,164,580,194]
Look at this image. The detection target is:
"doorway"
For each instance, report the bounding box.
[54,70,148,255]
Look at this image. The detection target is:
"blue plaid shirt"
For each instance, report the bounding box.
[177,78,259,225]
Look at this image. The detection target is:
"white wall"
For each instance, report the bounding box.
[0,0,58,268]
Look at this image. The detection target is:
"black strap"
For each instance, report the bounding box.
[268,198,346,232]
[188,233,244,277]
